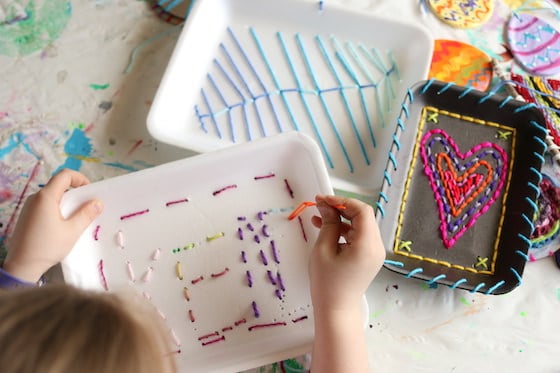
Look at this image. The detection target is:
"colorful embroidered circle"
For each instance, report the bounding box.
[530,174,560,249]
[150,2,184,25]
[511,73,560,147]
[507,13,560,76]
[429,39,493,91]
[501,0,545,9]
[150,0,192,23]
[427,0,494,28]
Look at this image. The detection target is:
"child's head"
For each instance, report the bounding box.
[0,284,177,373]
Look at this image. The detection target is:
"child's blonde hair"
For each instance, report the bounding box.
[0,284,177,373]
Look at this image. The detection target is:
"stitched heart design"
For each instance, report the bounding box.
[437,153,493,217]
[420,129,508,248]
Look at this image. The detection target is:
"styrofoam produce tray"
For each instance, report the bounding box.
[148,0,433,195]
[60,133,333,372]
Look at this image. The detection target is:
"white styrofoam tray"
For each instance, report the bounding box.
[147,0,433,195]
[60,133,333,373]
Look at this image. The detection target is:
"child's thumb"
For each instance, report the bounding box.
[68,199,103,232]
[314,203,341,248]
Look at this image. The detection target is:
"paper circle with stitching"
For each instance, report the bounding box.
[429,39,493,90]
[150,2,184,25]
[530,173,560,260]
[150,0,192,23]
[528,154,560,262]
[511,73,560,147]
[427,0,495,28]
[507,13,560,76]
[502,0,545,9]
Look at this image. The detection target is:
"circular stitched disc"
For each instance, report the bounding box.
[429,39,493,90]
[502,0,544,9]
[529,172,560,261]
[507,13,560,76]
[427,0,494,28]
[150,0,192,24]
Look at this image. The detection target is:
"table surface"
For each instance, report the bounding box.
[0,1,558,372]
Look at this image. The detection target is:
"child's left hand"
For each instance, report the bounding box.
[3,169,103,282]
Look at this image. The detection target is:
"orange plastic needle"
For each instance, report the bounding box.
[287,201,346,220]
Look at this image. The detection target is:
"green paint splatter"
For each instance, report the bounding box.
[519,311,528,317]
[409,350,425,360]
[0,0,71,56]
[459,297,471,306]
[283,358,304,372]
[421,282,438,290]
[89,83,110,90]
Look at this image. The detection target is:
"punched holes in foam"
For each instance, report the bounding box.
[376,80,547,295]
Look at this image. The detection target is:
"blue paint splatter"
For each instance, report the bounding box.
[0,133,40,160]
[54,128,149,173]
[54,128,92,174]
[0,134,21,159]
[103,162,138,172]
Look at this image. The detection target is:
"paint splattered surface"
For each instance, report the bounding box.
[0,0,559,372]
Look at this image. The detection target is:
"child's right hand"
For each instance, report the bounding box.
[309,195,385,313]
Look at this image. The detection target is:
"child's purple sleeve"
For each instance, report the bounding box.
[0,266,37,289]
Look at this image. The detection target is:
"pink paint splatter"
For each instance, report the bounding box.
[0,189,13,202]
[127,139,143,156]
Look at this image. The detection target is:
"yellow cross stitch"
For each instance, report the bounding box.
[497,130,512,139]
[427,111,439,123]
[475,256,489,270]
[398,240,413,252]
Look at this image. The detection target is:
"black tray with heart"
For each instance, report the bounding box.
[375,80,547,294]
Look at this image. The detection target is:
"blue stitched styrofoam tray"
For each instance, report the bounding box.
[147,0,433,195]
[375,80,547,295]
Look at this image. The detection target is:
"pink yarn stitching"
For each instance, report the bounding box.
[420,129,508,248]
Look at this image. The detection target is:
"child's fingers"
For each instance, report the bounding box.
[313,200,343,250]
[314,197,342,224]
[311,215,322,229]
[68,199,103,233]
[317,195,380,250]
[311,215,352,236]
[321,195,373,232]
[43,169,90,201]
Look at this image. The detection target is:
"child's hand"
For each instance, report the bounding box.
[3,169,103,282]
[309,195,385,313]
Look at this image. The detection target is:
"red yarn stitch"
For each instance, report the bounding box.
[436,153,493,217]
